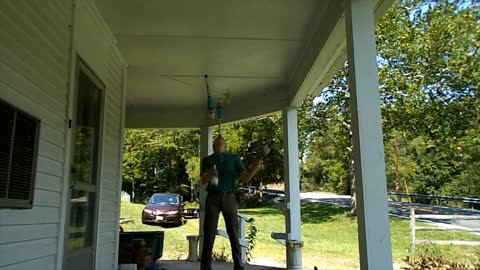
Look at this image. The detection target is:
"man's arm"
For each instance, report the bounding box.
[239,158,263,184]
[201,167,214,185]
[200,158,213,185]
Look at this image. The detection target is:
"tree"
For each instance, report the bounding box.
[303,0,480,200]
[377,0,480,197]
[220,115,284,187]
[122,129,199,202]
[302,67,353,195]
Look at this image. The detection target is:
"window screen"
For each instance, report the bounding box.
[0,99,40,209]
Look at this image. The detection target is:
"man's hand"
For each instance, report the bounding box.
[201,166,215,185]
[252,158,263,167]
[239,157,264,184]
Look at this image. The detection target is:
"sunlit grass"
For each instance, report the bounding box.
[121,201,480,269]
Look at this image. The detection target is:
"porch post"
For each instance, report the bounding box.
[282,107,303,269]
[199,126,213,258]
[345,0,393,269]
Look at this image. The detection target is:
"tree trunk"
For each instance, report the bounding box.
[393,137,401,201]
[259,180,263,199]
[131,179,135,203]
[190,178,194,201]
[348,130,357,215]
[350,172,357,216]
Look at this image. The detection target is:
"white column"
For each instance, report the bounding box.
[282,107,302,269]
[199,126,213,258]
[345,0,393,269]
[238,217,246,263]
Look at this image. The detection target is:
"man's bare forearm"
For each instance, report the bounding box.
[240,158,263,184]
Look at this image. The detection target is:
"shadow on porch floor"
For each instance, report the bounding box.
[156,260,285,270]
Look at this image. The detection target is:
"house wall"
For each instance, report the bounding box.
[0,0,73,269]
[0,0,126,269]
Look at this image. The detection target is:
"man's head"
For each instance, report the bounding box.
[213,135,226,153]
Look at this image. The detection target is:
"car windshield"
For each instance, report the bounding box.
[149,194,179,205]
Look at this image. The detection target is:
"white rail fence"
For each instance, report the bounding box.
[409,208,480,253]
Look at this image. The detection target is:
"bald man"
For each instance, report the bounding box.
[200,135,266,270]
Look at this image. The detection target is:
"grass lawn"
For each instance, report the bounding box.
[120,201,480,269]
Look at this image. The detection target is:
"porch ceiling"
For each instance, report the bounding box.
[95,0,393,128]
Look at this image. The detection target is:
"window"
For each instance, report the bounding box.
[149,194,180,205]
[0,99,40,209]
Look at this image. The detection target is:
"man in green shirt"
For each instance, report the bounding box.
[200,135,266,270]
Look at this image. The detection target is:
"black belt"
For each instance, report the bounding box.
[208,190,233,196]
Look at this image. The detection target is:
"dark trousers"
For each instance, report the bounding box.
[201,192,244,270]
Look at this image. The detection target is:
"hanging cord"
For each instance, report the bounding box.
[216,97,223,135]
[205,75,216,120]
[204,74,225,133]
[218,119,222,135]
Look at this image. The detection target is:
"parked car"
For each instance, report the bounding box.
[142,193,184,225]
[182,208,200,219]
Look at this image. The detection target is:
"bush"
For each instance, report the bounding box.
[245,219,258,263]
[300,177,322,192]
[184,201,199,208]
[236,192,273,209]
[212,244,231,262]
[402,254,480,270]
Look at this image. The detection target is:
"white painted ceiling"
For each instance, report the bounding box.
[94,0,392,128]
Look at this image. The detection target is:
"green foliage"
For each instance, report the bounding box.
[378,0,480,198]
[245,219,258,263]
[212,244,232,262]
[122,129,200,202]
[121,201,480,269]
[71,127,98,184]
[183,201,199,208]
[402,253,480,270]
[301,68,352,194]
[302,0,480,198]
[226,114,284,187]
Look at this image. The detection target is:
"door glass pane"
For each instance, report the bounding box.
[68,190,96,251]
[71,71,101,185]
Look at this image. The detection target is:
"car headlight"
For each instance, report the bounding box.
[144,209,153,214]
[167,210,179,215]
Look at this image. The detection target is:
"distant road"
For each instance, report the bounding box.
[267,190,480,231]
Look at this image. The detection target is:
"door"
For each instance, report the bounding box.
[65,60,104,270]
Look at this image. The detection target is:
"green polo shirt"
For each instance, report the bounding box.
[201,152,247,192]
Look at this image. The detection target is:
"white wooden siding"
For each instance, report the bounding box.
[35,173,63,193]
[72,1,127,269]
[40,125,66,147]
[0,238,58,266]
[97,242,117,270]
[0,81,64,128]
[0,206,60,225]
[0,0,71,269]
[0,256,56,270]
[36,156,64,178]
[0,224,58,244]
[0,0,126,269]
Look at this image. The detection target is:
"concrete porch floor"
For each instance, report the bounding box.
[156,260,285,270]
